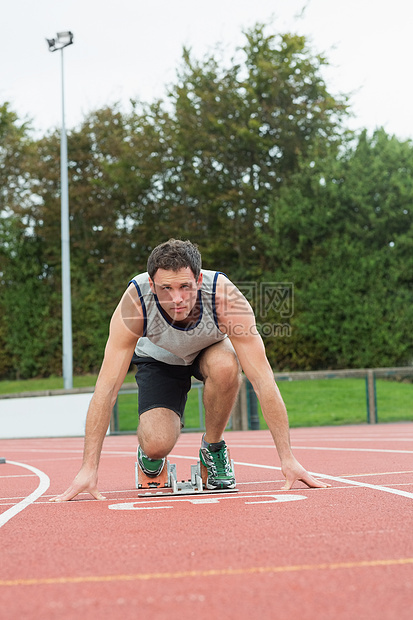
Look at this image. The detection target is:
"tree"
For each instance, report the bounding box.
[11,24,412,378]
[164,25,349,277]
[0,104,39,377]
[0,103,33,214]
[262,129,413,369]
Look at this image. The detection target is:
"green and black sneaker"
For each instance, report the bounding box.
[199,440,236,490]
[137,446,165,477]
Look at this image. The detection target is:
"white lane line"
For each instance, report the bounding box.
[232,461,413,500]
[233,445,413,454]
[0,449,84,454]
[172,444,413,453]
[307,473,413,500]
[3,481,413,506]
[340,470,413,478]
[0,474,38,479]
[3,449,134,457]
[292,437,413,442]
[292,446,413,454]
[0,461,50,528]
[158,454,413,499]
[159,454,413,500]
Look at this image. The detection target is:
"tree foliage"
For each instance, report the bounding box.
[0,25,412,378]
[262,129,413,369]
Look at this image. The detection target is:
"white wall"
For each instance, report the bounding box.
[0,393,95,438]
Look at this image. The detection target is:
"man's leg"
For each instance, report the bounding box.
[134,359,190,474]
[198,338,242,443]
[197,339,241,490]
[137,407,181,459]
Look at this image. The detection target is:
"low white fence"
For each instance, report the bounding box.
[0,366,411,438]
[0,389,94,439]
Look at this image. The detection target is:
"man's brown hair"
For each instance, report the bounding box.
[147,239,202,280]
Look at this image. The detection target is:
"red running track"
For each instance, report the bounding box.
[1,423,413,620]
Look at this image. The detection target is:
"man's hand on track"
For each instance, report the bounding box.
[49,467,106,502]
[281,456,331,490]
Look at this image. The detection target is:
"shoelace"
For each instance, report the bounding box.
[211,447,232,477]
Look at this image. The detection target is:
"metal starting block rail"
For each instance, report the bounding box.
[135,459,238,497]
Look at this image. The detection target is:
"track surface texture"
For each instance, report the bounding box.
[1,423,413,620]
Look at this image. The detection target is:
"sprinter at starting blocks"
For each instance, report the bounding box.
[136,446,238,496]
[50,240,329,503]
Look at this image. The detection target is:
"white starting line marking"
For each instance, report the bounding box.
[108,494,307,510]
[0,461,50,528]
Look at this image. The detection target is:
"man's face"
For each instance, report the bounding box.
[149,267,202,321]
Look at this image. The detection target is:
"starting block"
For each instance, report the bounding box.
[135,457,238,497]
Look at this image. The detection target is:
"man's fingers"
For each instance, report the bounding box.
[49,491,77,503]
[49,486,81,502]
[301,472,331,488]
[281,470,331,491]
[90,490,107,501]
[49,486,106,502]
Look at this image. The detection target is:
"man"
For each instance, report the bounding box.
[51,239,329,502]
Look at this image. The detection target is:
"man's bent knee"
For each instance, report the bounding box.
[211,355,241,387]
[137,407,181,459]
[200,342,241,388]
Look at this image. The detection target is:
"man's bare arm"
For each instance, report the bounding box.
[215,276,330,490]
[50,285,144,502]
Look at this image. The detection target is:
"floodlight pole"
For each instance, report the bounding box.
[59,45,73,390]
[47,32,74,389]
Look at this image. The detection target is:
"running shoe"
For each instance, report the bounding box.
[137,446,165,477]
[199,440,236,489]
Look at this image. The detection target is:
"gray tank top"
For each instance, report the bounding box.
[129,269,227,365]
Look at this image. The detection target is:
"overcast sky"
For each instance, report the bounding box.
[2,0,412,140]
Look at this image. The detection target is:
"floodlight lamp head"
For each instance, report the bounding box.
[57,31,74,46]
[46,31,74,52]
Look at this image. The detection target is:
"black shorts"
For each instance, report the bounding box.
[132,354,205,418]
